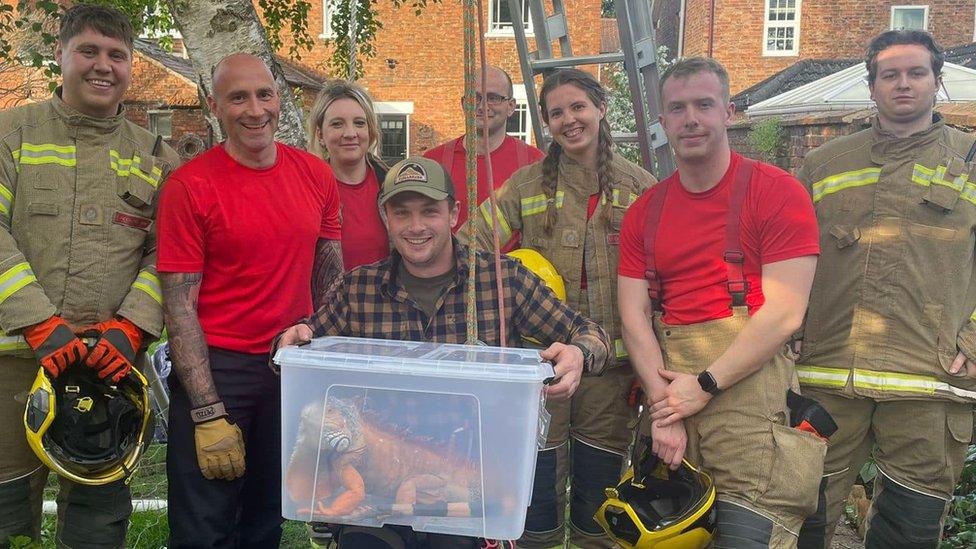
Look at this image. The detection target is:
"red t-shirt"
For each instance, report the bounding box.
[157,143,342,354]
[423,134,544,229]
[618,152,819,325]
[336,166,388,269]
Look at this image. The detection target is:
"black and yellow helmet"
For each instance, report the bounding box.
[595,430,716,548]
[23,365,152,485]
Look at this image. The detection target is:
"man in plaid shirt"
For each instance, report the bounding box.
[276,156,610,548]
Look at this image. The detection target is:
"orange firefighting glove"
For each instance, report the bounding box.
[191,402,246,480]
[22,316,88,378]
[83,317,144,383]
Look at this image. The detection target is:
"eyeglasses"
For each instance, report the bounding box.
[461,93,512,106]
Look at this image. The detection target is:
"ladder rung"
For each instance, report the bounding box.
[529,53,625,71]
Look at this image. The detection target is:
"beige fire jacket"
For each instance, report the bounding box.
[467,152,655,366]
[796,115,976,403]
[0,92,179,355]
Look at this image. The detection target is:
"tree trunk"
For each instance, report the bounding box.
[165,0,307,147]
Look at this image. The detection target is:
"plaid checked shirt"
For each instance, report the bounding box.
[308,240,611,374]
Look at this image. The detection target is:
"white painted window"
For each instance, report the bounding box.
[506,85,533,145]
[762,0,801,57]
[487,0,532,36]
[320,0,338,39]
[376,102,414,164]
[891,5,928,31]
[149,110,173,140]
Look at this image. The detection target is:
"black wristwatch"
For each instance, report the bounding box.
[697,371,722,396]
[571,342,595,374]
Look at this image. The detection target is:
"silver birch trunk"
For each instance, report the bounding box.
[165,0,307,147]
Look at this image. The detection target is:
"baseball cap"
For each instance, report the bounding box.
[377,156,455,207]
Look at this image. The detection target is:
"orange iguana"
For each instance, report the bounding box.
[285,398,481,520]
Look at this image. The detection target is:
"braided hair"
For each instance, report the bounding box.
[538,69,615,234]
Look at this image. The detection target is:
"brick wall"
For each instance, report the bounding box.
[683,0,975,95]
[728,111,871,173]
[127,53,199,106]
[728,104,976,174]
[280,0,603,154]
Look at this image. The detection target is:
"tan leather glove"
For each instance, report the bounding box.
[191,402,245,480]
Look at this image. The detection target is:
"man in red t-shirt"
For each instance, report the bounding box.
[156,53,342,548]
[423,65,543,241]
[616,57,823,548]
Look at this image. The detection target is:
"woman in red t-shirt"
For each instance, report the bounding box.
[307,81,390,270]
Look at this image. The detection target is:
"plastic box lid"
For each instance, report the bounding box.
[275,336,554,383]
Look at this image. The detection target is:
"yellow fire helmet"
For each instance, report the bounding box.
[595,429,716,549]
[506,248,566,301]
[24,364,152,486]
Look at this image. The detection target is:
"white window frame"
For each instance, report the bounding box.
[762,0,801,57]
[890,5,929,31]
[486,0,533,37]
[148,109,173,140]
[506,85,534,145]
[320,0,338,39]
[376,101,414,163]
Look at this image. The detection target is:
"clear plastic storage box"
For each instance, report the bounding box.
[274,336,554,540]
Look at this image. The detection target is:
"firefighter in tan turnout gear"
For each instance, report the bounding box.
[795,30,976,548]
[0,5,178,547]
[468,68,655,548]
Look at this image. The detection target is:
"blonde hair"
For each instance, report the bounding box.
[307,80,383,165]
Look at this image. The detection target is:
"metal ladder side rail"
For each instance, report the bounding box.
[507,0,675,178]
[616,0,674,177]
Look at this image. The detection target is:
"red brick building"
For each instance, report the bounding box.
[289,0,602,159]
[675,0,975,94]
[1,1,603,163]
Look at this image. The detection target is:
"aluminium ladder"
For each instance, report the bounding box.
[507,0,674,178]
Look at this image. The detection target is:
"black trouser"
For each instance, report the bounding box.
[166,347,282,549]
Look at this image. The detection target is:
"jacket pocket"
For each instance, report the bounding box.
[114,154,161,209]
[828,224,860,249]
[920,158,966,212]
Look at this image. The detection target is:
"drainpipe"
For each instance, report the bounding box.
[678,0,686,56]
[708,0,715,57]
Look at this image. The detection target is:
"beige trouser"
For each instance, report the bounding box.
[519,366,637,549]
[800,387,973,548]
[653,308,826,548]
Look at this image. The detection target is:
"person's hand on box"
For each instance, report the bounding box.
[540,342,583,400]
[276,323,313,351]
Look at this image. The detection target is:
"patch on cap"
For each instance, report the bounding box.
[395,163,428,184]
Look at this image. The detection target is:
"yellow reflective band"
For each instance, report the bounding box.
[131,270,162,305]
[0,262,37,304]
[796,365,850,388]
[0,331,29,351]
[911,163,969,192]
[521,191,565,217]
[479,200,512,242]
[851,369,976,401]
[963,184,976,207]
[614,338,628,358]
[109,151,163,188]
[601,190,638,208]
[0,183,12,217]
[15,143,77,168]
[811,168,881,203]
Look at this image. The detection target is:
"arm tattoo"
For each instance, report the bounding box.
[161,272,219,408]
[312,238,343,311]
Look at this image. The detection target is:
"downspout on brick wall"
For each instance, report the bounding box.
[708,0,715,57]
